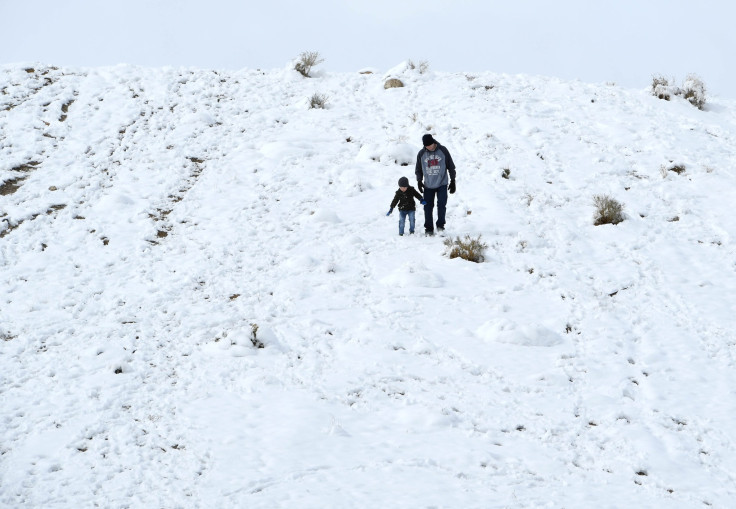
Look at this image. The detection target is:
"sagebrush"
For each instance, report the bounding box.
[443,235,488,263]
[593,194,625,225]
[309,93,328,109]
[651,73,706,109]
[681,74,706,109]
[651,74,674,101]
[295,51,324,78]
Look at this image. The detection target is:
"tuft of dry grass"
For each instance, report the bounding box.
[443,235,488,263]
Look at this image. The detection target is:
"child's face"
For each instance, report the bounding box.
[400,186,408,191]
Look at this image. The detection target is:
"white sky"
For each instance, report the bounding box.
[2,0,735,97]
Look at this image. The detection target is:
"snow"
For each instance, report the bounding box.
[2,63,736,508]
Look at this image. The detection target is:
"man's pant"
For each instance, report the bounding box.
[423,185,448,232]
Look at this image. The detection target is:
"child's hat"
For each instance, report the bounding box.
[398,176,409,187]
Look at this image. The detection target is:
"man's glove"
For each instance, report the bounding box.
[449,179,456,194]
[417,181,424,193]
[420,200,426,205]
[386,208,393,216]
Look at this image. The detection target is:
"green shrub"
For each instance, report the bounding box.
[294,51,324,78]
[443,235,488,263]
[593,194,625,225]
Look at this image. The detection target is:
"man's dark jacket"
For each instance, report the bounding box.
[415,143,456,189]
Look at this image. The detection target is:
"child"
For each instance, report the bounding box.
[386,176,426,235]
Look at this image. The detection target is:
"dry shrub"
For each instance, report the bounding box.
[651,73,706,109]
[309,93,328,109]
[682,73,706,109]
[443,235,488,263]
[651,74,675,101]
[407,59,430,74]
[295,51,324,78]
[593,195,625,225]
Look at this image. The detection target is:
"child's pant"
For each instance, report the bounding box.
[399,210,415,235]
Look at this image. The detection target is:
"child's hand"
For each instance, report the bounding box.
[386,208,393,216]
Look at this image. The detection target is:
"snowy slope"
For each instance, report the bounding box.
[2,63,736,508]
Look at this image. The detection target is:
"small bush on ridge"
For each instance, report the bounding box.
[682,74,706,110]
[593,195,625,226]
[651,74,674,101]
[651,73,706,109]
[443,235,488,263]
[295,51,324,78]
[408,59,430,74]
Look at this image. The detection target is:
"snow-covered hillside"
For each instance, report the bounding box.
[2,63,736,508]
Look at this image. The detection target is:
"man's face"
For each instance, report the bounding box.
[425,143,437,151]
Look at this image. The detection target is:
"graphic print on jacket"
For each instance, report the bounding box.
[415,142,457,190]
[421,151,448,188]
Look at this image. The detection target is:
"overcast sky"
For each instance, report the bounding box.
[2,0,734,98]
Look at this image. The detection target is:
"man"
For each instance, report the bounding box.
[415,134,456,235]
